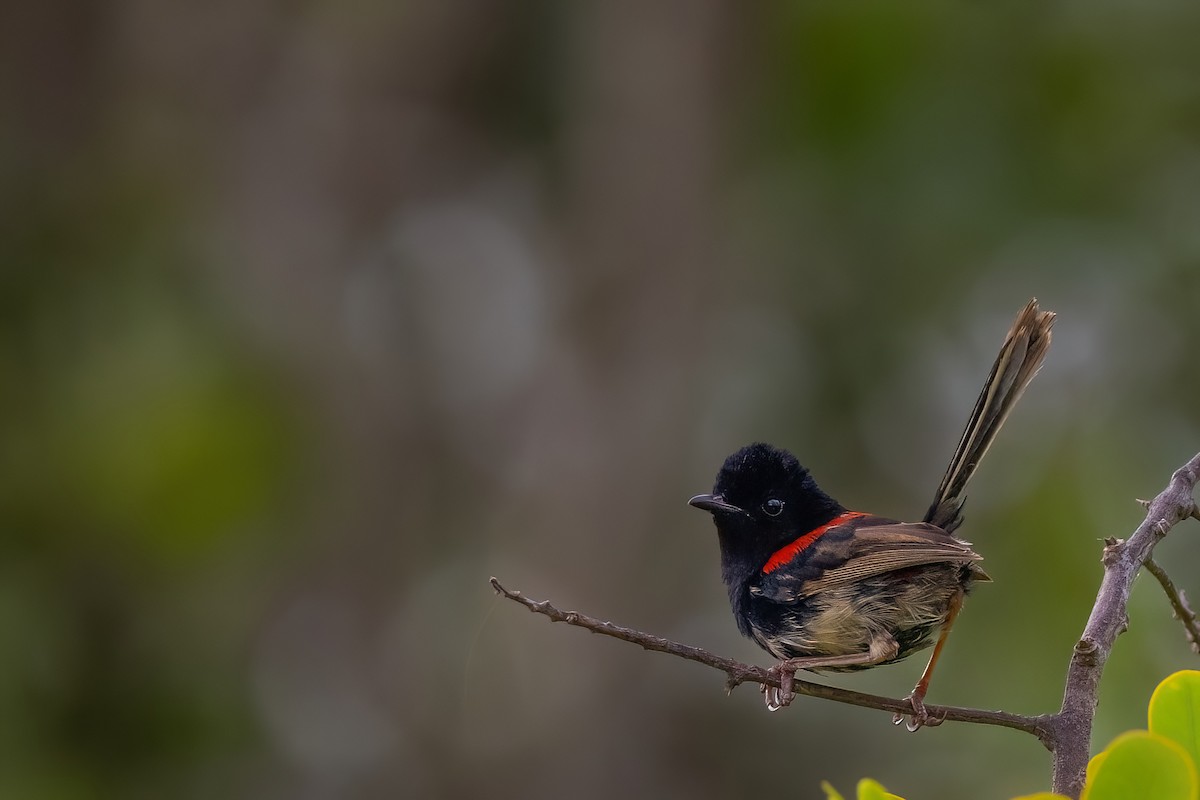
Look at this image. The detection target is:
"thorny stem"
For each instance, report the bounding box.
[1049,452,1200,798]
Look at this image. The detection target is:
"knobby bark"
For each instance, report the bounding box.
[1048,452,1200,796]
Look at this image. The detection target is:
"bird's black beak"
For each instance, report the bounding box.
[688,493,745,515]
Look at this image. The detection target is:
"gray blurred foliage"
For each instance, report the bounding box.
[4,0,1200,798]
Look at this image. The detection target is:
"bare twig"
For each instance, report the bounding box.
[489,577,1054,743]
[1050,451,1200,798]
[1145,557,1200,653]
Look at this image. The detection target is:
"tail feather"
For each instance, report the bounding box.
[924,299,1055,533]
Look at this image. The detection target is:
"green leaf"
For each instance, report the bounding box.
[1150,670,1200,770]
[857,778,904,800]
[1011,794,1072,799]
[1084,731,1198,800]
[821,781,846,800]
[1085,750,1108,787]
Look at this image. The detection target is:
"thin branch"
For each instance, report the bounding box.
[489,576,1054,744]
[1145,557,1200,654]
[493,453,1200,800]
[1051,451,1200,798]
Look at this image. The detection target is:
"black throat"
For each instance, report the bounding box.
[715,477,844,634]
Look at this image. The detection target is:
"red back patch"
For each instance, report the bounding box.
[762,511,867,574]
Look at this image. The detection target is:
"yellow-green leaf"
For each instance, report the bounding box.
[821,781,846,800]
[857,778,904,800]
[1150,670,1200,770]
[1084,731,1198,800]
[1085,749,1108,789]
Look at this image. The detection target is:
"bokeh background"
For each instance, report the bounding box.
[6,1,1200,798]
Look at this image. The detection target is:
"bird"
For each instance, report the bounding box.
[689,299,1054,729]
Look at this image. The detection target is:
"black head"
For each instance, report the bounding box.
[689,443,844,570]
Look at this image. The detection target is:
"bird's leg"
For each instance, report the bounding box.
[893,589,964,731]
[763,635,899,712]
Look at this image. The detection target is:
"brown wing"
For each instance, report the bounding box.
[796,522,987,598]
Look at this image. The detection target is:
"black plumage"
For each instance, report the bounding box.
[690,300,1055,727]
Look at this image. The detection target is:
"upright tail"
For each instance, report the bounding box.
[924,299,1056,533]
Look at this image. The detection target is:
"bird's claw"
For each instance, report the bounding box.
[891,693,945,731]
[761,662,798,712]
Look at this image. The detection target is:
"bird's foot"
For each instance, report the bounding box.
[891,691,946,732]
[761,660,802,712]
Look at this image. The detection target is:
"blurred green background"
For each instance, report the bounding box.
[5,1,1200,798]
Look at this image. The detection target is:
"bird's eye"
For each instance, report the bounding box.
[763,498,784,517]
